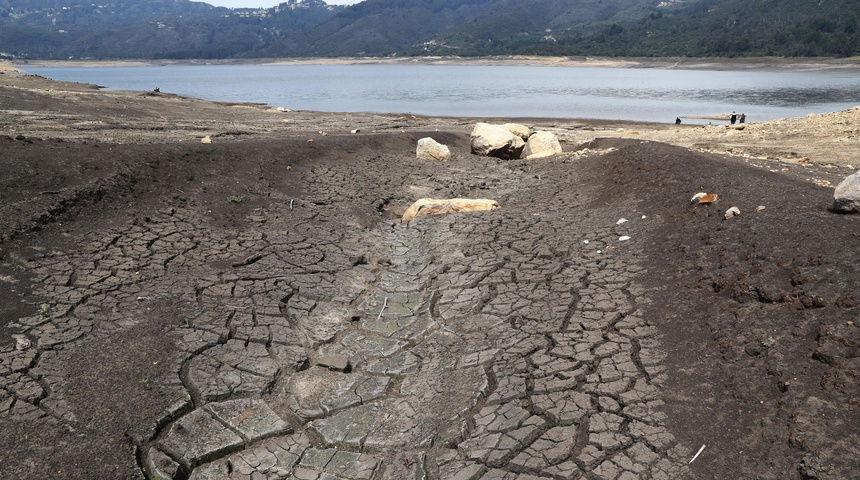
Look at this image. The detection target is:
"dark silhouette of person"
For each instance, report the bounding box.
[730,112,737,125]
[675,117,682,124]
[739,113,746,124]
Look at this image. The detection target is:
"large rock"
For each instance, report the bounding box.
[402,198,500,222]
[470,123,525,159]
[416,137,452,161]
[833,170,860,213]
[523,131,562,159]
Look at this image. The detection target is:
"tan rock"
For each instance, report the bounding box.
[503,123,533,141]
[698,193,718,204]
[470,122,525,159]
[402,198,500,222]
[416,137,452,161]
[523,131,562,159]
[201,135,212,144]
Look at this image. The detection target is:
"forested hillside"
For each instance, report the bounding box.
[0,0,857,59]
[0,0,343,59]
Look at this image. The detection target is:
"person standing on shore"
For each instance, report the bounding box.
[730,112,737,124]
[739,113,746,123]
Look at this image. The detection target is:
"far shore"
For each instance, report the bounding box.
[11,55,860,72]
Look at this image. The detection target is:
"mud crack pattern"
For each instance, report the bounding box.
[0,139,691,479]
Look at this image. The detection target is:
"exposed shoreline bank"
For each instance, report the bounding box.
[2,59,859,171]
[12,55,860,72]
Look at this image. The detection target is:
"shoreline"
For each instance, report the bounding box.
[2,58,859,170]
[12,55,860,72]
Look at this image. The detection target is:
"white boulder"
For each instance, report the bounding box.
[523,131,562,159]
[470,122,525,159]
[416,137,452,162]
[833,170,860,213]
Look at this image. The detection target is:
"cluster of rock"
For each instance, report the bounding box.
[415,122,562,162]
[470,122,562,160]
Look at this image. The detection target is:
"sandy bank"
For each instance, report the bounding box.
[12,56,860,72]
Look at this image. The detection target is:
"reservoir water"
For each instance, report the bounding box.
[22,64,860,123]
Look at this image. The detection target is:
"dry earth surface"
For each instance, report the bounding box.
[0,64,858,480]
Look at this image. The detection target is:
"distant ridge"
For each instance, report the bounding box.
[1,0,857,59]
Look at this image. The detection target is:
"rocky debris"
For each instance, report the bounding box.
[201,135,212,144]
[470,122,525,159]
[833,170,860,213]
[401,198,500,222]
[523,131,562,159]
[724,206,741,219]
[416,137,452,161]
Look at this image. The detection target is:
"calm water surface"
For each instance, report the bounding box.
[23,64,860,123]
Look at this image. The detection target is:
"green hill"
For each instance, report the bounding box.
[0,0,857,59]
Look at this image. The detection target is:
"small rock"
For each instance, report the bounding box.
[351,129,360,134]
[12,334,30,350]
[616,218,628,225]
[724,206,741,219]
[201,135,212,144]
[619,236,631,241]
[690,192,707,203]
[697,193,718,204]
[756,205,766,212]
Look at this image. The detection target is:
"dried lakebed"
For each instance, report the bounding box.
[0,73,858,479]
[0,135,696,479]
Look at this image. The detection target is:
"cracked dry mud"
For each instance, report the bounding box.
[1,72,859,480]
